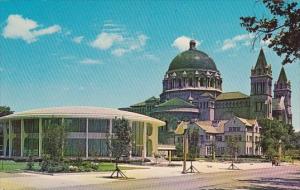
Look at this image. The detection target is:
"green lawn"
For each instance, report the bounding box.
[0,160,142,173]
[0,160,40,172]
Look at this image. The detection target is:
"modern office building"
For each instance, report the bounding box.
[0,106,165,158]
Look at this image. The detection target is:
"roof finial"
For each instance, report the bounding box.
[189,40,196,50]
[188,91,194,103]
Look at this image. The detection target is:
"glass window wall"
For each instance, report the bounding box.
[88,119,109,133]
[12,120,21,157]
[64,138,86,157]
[64,118,86,133]
[88,139,108,157]
[24,119,39,156]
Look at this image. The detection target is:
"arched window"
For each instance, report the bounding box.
[189,78,193,87]
[210,78,215,88]
[195,77,199,87]
[172,79,176,88]
[178,78,182,88]
[200,78,204,86]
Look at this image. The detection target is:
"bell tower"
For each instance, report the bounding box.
[250,49,273,119]
[274,67,292,124]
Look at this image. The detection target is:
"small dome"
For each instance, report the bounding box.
[168,40,218,72]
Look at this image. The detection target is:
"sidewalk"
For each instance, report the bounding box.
[0,161,292,190]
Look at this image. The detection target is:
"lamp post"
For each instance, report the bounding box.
[278,139,282,162]
[182,129,188,174]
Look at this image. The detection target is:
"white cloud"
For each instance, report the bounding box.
[112,48,127,57]
[172,36,201,52]
[79,58,101,65]
[128,34,149,50]
[111,34,149,57]
[221,33,254,51]
[72,36,84,44]
[222,39,236,50]
[90,32,123,50]
[2,14,61,43]
[91,21,149,56]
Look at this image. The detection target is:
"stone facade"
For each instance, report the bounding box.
[273,67,292,125]
[223,117,261,156]
[178,117,261,157]
[121,40,292,148]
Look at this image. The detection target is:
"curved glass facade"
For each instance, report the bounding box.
[0,116,160,159]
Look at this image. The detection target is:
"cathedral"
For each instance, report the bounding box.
[121,40,292,150]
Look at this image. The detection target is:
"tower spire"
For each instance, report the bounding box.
[278,66,288,83]
[255,48,268,69]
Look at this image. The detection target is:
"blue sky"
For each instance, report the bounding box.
[0,0,299,131]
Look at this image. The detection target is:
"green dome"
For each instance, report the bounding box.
[168,49,218,72]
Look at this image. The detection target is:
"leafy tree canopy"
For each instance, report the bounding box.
[0,106,13,117]
[241,0,300,64]
[108,118,132,160]
[43,124,65,161]
[258,119,295,158]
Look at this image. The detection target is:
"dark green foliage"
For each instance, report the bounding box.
[175,143,183,157]
[43,124,65,161]
[107,118,132,160]
[40,124,66,172]
[258,119,295,159]
[240,0,300,64]
[26,155,34,170]
[40,155,68,173]
[0,106,13,117]
[68,158,100,172]
[294,131,300,149]
[188,128,199,159]
[106,118,131,178]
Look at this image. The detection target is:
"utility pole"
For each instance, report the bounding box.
[182,129,187,174]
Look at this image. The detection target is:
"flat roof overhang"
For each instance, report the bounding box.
[0,106,166,127]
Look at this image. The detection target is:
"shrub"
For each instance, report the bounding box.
[40,154,69,173]
[26,155,34,170]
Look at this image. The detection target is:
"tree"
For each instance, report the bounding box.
[43,124,65,161]
[258,119,295,159]
[188,128,199,160]
[40,124,66,172]
[0,106,13,117]
[240,0,300,64]
[294,131,300,149]
[226,137,240,170]
[107,118,132,178]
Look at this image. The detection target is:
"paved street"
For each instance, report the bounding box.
[48,165,300,190]
[1,164,299,190]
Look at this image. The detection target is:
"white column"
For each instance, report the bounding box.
[142,122,147,159]
[3,124,7,157]
[8,120,12,158]
[129,121,132,159]
[38,118,42,157]
[61,118,64,157]
[20,119,24,157]
[86,118,89,158]
[109,119,113,158]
